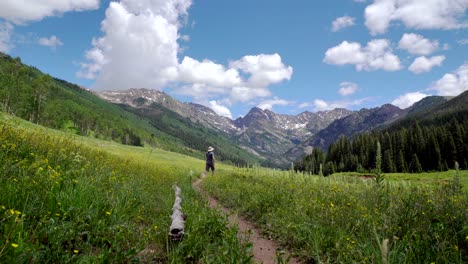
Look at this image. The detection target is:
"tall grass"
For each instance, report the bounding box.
[203,166,468,263]
[0,116,253,263]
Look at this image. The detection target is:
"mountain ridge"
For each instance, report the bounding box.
[96,88,354,165]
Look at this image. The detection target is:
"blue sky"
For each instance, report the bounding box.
[0,0,467,119]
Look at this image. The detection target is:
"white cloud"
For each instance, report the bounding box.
[298,102,311,108]
[0,1,98,54]
[365,0,468,35]
[78,0,293,109]
[458,39,468,45]
[408,55,445,74]
[0,22,13,52]
[209,100,232,119]
[78,0,188,90]
[323,39,402,71]
[178,56,241,88]
[391,92,429,108]
[229,86,271,103]
[307,98,371,111]
[430,63,468,96]
[257,97,292,111]
[172,83,226,101]
[38,35,63,49]
[0,0,99,24]
[230,53,293,88]
[398,33,439,55]
[338,82,358,96]
[332,16,355,32]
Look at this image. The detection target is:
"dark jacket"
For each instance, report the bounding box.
[206,151,214,164]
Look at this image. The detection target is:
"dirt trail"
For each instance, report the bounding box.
[193,172,300,264]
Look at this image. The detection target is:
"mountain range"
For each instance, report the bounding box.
[96,88,444,166]
[97,88,356,164]
[0,52,464,168]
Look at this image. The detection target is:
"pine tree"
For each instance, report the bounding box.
[374,141,385,186]
[396,149,407,173]
[383,149,395,173]
[409,153,423,173]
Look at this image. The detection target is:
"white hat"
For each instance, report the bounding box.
[208,146,214,152]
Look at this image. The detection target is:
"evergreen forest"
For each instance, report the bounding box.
[296,91,468,175]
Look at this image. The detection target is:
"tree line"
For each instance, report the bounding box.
[296,117,468,175]
[0,53,262,165]
[0,54,161,147]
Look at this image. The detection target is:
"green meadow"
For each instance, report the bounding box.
[203,166,468,263]
[1,112,467,263]
[0,113,252,263]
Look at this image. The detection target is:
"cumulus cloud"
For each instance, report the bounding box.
[458,39,468,45]
[209,100,232,119]
[398,33,439,55]
[430,63,468,96]
[229,86,271,103]
[230,53,293,88]
[332,16,355,32]
[257,97,292,111]
[38,35,63,49]
[78,0,293,117]
[301,98,371,111]
[0,1,99,54]
[408,55,445,74]
[391,92,429,108]
[0,0,100,24]
[78,0,188,90]
[365,0,468,35]
[178,56,241,88]
[0,22,13,52]
[338,82,358,96]
[323,39,402,71]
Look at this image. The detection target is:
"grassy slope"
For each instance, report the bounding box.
[0,112,252,263]
[121,103,262,166]
[333,171,468,189]
[0,53,259,166]
[203,166,468,263]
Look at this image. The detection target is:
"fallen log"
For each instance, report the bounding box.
[169,183,185,241]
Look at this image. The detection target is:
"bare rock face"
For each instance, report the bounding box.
[97,88,239,134]
[97,89,354,163]
[285,104,407,163]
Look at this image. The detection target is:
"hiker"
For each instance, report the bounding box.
[205,146,215,175]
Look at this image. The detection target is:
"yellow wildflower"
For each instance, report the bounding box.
[106,211,111,215]
[73,250,79,254]
[11,243,18,248]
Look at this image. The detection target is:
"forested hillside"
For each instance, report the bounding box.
[0,53,166,146]
[120,103,262,166]
[0,52,260,165]
[296,91,468,174]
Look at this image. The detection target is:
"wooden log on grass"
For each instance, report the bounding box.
[169,183,185,241]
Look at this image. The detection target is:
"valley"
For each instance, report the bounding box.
[1,53,467,263]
